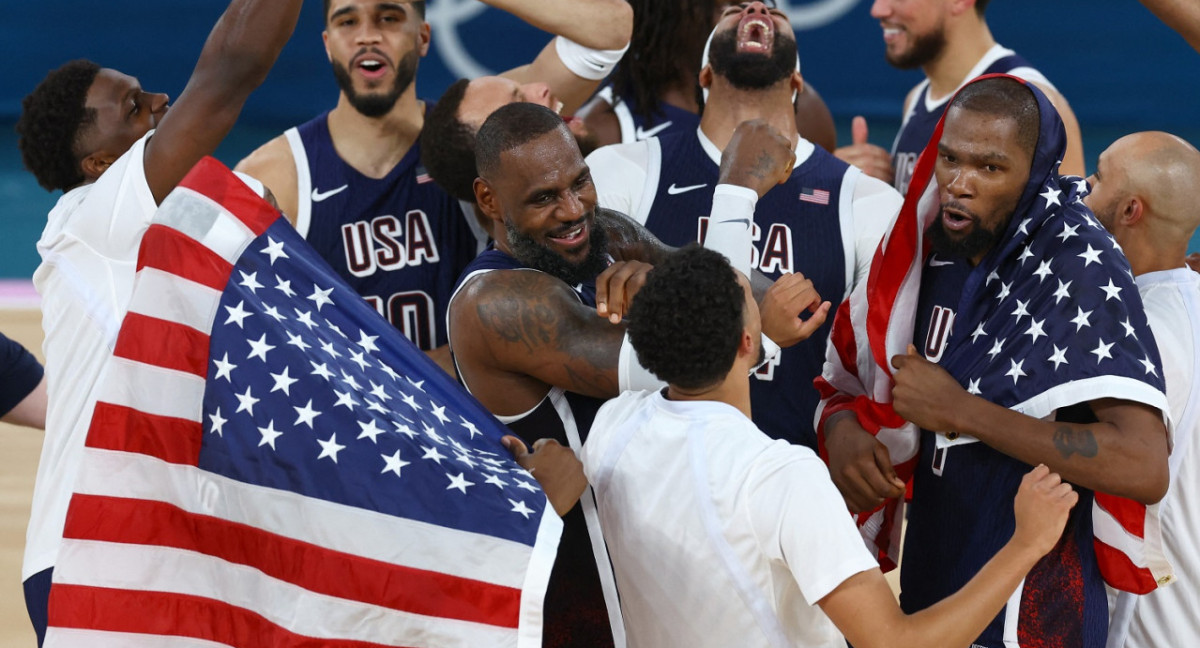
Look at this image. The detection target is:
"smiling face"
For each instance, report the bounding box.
[323,0,428,117]
[931,105,1033,264]
[707,2,798,90]
[869,0,949,70]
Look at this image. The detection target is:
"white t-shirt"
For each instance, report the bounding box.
[24,133,158,580]
[586,130,901,296]
[1108,268,1200,647]
[582,390,878,648]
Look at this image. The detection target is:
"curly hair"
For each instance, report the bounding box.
[420,78,479,202]
[627,244,746,390]
[16,59,101,192]
[608,0,717,122]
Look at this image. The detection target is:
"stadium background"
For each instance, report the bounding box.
[0,0,1197,644]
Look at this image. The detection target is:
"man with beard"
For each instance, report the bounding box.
[235,0,632,374]
[449,102,826,648]
[834,0,1084,195]
[1083,132,1200,648]
[585,1,903,451]
[817,76,1170,648]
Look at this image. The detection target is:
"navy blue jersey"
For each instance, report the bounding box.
[902,253,1108,648]
[597,84,700,143]
[891,52,1038,197]
[286,110,482,350]
[639,131,849,449]
[0,332,42,417]
[449,248,617,648]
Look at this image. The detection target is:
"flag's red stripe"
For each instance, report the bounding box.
[179,157,281,236]
[85,403,202,465]
[114,312,209,377]
[1093,539,1157,594]
[137,224,234,292]
[63,494,522,628]
[1094,492,1147,536]
[48,584,406,648]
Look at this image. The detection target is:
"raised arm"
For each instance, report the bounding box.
[490,0,633,113]
[144,0,303,203]
[1140,0,1200,53]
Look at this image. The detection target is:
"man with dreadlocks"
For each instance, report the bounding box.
[576,0,837,151]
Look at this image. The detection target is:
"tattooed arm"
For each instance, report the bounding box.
[448,269,627,417]
[595,208,674,265]
[889,347,1169,504]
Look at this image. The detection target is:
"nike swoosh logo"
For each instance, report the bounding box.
[311,184,349,202]
[929,256,955,267]
[711,218,751,227]
[635,121,673,139]
[667,183,708,195]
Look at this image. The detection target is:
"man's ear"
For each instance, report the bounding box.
[80,151,116,183]
[1122,195,1145,227]
[322,30,332,62]
[790,71,805,95]
[418,20,432,57]
[474,178,503,223]
[949,0,976,18]
[699,65,714,91]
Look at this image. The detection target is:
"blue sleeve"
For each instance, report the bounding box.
[0,332,43,417]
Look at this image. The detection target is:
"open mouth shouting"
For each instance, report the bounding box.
[737,14,775,54]
[352,50,391,81]
[940,202,978,233]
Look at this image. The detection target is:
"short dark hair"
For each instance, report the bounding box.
[473,102,567,180]
[16,59,102,192]
[323,0,425,23]
[949,76,1039,157]
[420,78,478,201]
[627,244,745,390]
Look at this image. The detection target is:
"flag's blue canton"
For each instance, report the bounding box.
[943,176,1166,408]
[201,220,545,546]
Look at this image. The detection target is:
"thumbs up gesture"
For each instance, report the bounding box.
[834,116,895,184]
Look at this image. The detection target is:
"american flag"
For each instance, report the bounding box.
[44,157,561,646]
[798,187,830,205]
[815,74,1172,593]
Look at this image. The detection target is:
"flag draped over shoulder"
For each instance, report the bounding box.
[45,158,562,646]
[814,74,1172,593]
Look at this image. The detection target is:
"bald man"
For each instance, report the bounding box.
[1084,132,1200,648]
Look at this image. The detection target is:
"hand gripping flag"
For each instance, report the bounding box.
[44,158,562,646]
[814,75,1173,593]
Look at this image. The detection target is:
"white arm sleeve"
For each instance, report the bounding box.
[704,184,758,276]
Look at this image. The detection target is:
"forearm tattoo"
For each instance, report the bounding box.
[1053,426,1099,459]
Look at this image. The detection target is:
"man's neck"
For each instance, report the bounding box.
[699,81,799,152]
[326,88,424,179]
[922,17,997,101]
[666,368,752,419]
[1127,233,1189,277]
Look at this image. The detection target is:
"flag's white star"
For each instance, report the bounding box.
[509,499,535,519]
[422,446,447,464]
[969,323,988,344]
[333,389,359,410]
[307,285,335,311]
[996,282,1012,302]
[394,422,418,439]
[365,399,388,414]
[966,378,982,395]
[340,371,362,391]
[1048,345,1069,370]
[329,323,348,339]
[1121,318,1138,339]
[276,276,296,297]
[286,331,311,352]
[1074,178,1090,194]
[1057,223,1079,243]
[1005,359,1027,384]
[270,366,298,395]
[1053,279,1073,305]
[514,480,539,493]
[1017,218,1033,235]
[449,437,470,454]
[988,338,1006,360]
[357,419,385,443]
[357,331,380,353]
[368,381,392,403]
[381,450,410,477]
[1033,260,1053,283]
[261,237,289,265]
[317,434,346,463]
[294,308,318,330]
[431,404,451,425]
[247,333,276,362]
[1100,279,1123,301]
[460,418,481,438]
[986,270,1000,285]
[424,423,445,444]
[485,474,508,489]
[349,350,370,371]
[455,452,478,468]
[1078,245,1103,267]
[238,271,264,294]
[257,420,283,449]
[1024,318,1047,344]
[320,340,342,359]
[1040,186,1063,207]
[1071,307,1093,332]
[446,473,475,494]
[1091,339,1114,363]
[381,364,400,381]
[213,353,237,382]
[262,304,286,322]
[310,361,335,381]
[1011,299,1031,323]
[1140,355,1158,377]
[293,399,321,428]
[401,393,423,412]
[1017,245,1035,265]
[208,408,227,436]
[406,377,426,392]
[224,301,252,328]
[235,385,260,415]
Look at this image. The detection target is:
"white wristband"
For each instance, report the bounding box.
[704,184,759,276]
[554,36,629,81]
